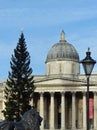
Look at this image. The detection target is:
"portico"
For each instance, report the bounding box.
[31,81,97,130]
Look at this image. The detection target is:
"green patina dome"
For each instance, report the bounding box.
[46,31,79,63]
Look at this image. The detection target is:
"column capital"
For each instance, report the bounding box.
[50,92,54,96]
[40,92,44,94]
[94,91,97,95]
[61,91,65,95]
[40,92,44,97]
[82,91,86,96]
[72,91,76,95]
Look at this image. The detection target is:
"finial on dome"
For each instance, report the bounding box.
[60,30,65,40]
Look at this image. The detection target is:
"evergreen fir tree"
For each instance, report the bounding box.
[3,33,35,121]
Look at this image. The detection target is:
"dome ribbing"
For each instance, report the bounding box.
[46,31,79,63]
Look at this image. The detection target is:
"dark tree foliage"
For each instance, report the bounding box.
[3,33,35,121]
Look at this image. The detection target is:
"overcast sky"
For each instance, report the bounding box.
[0,0,97,79]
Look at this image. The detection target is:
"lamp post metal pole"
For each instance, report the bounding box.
[80,48,96,130]
[87,76,89,130]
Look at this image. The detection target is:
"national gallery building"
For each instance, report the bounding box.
[0,31,97,130]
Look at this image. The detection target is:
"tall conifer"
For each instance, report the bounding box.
[3,33,35,121]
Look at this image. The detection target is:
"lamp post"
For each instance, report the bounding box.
[80,48,96,130]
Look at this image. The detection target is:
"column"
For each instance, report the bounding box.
[83,92,86,129]
[72,92,76,129]
[40,92,44,129]
[94,92,97,129]
[61,92,65,130]
[50,92,55,129]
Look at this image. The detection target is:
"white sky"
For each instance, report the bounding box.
[0,0,97,78]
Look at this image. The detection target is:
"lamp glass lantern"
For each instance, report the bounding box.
[81,48,96,76]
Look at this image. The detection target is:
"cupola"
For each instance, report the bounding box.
[45,31,80,78]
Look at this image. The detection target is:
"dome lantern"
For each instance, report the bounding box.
[60,30,65,41]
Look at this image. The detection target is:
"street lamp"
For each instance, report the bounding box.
[80,48,96,130]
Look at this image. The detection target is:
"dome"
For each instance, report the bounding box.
[46,31,79,63]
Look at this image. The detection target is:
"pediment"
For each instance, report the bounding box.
[34,76,81,86]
